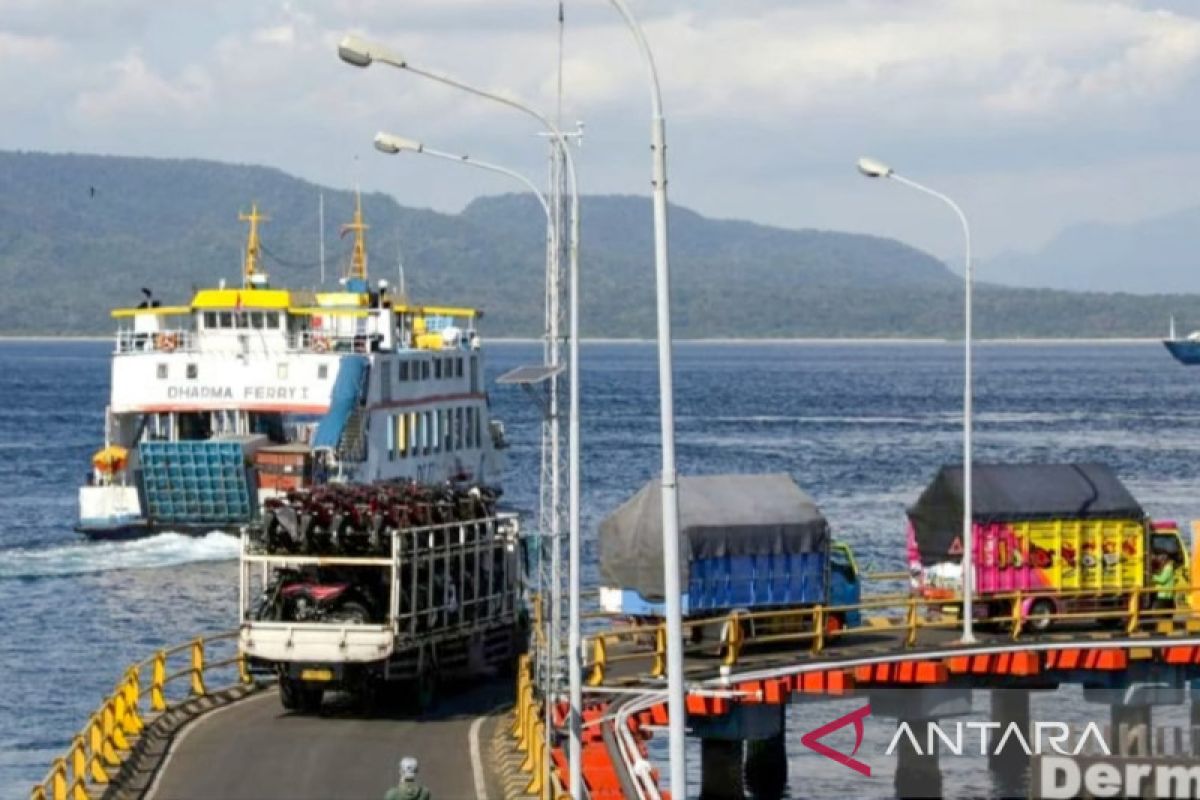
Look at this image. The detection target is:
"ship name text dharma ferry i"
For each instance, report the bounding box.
[79,197,505,539]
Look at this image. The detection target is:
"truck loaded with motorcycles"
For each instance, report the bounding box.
[239,480,523,712]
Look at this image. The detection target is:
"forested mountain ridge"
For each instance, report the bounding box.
[0,150,1196,337]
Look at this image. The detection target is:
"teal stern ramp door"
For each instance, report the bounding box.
[312,355,369,449]
[139,436,264,529]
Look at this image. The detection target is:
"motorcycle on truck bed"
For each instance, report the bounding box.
[238,487,522,713]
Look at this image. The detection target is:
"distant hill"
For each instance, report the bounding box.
[983,206,1200,295]
[1,150,1199,337]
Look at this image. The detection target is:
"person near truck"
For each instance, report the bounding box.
[384,757,431,800]
[1151,553,1176,614]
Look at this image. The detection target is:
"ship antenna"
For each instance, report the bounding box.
[343,189,369,282]
[396,223,407,301]
[319,192,326,285]
[238,203,269,288]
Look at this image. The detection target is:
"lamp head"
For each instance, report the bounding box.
[374,132,423,155]
[338,35,406,69]
[337,35,374,67]
[856,157,893,179]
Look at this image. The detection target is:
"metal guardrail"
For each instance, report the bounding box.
[30,631,249,800]
[511,654,569,799]
[583,584,1200,685]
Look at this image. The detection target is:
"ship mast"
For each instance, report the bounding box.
[239,204,269,288]
[344,191,369,282]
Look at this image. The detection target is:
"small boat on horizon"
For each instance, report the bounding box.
[1162,316,1200,365]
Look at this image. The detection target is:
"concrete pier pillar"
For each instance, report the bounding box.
[1111,703,1152,756]
[988,690,1030,798]
[700,738,744,800]
[893,718,942,800]
[744,733,788,800]
[1192,682,1200,756]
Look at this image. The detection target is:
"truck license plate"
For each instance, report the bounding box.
[300,668,333,682]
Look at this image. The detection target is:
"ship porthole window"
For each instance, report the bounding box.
[156,363,168,380]
[318,364,329,380]
[186,363,198,380]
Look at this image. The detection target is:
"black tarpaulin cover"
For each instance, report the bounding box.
[599,473,829,600]
[907,462,1144,565]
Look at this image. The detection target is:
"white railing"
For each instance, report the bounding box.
[114,329,196,354]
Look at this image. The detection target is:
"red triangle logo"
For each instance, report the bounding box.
[948,537,964,556]
[799,703,871,777]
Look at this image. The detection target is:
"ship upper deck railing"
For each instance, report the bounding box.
[114,328,196,354]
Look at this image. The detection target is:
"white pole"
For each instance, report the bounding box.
[392,66,585,799]
[604,2,687,794]
[344,38,584,797]
[889,173,976,645]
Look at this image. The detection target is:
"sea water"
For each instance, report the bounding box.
[1,339,1198,798]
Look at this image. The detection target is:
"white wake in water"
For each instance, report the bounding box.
[0,532,240,579]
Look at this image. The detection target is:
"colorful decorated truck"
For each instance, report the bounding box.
[907,462,1191,630]
[598,473,862,631]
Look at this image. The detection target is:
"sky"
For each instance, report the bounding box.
[3,0,1200,265]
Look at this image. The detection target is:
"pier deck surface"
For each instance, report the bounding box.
[149,679,513,800]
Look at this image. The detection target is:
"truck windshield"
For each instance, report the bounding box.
[830,545,856,578]
[1151,533,1183,563]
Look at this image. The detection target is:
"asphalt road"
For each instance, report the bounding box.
[149,679,515,800]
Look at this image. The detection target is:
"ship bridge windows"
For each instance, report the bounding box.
[434,359,443,380]
[398,361,409,382]
[202,310,283,330]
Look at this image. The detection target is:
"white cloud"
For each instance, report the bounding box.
[73,51,212,123]
[0,30,61,62]
[5,0,1200,261]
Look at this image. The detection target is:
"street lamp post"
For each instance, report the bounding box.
[857,156,977,645]
[373,133,552,220]
[601,2,687,794]
[339,37,587,798]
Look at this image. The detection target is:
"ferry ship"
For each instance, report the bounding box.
[78,197,505,539]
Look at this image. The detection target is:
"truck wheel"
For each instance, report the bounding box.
[1026,599,1056,634]
[416,667,438,713]
[279,676,301,711]
[280,677,324,713]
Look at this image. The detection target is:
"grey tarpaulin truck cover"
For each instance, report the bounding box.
[906,462,1144,566]
[599,473,829,601]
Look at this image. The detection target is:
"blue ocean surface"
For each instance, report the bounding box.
[1,339,1198,798]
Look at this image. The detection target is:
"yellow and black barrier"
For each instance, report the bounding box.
[30,631,249,800]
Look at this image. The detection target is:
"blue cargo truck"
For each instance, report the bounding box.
[598,473,862,631]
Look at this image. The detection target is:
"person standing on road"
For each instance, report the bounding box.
[385,757,431,800]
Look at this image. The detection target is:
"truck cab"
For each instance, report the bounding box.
[1149,520,1191,595]
[829,542,862,629]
